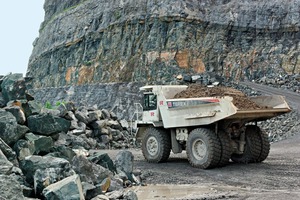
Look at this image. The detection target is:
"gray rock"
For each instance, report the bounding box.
[0,175,25,200]
[41,108,60,116]
[101,109,110,120]
[100,135,111,145]
[108,178,123,192]
[25,132,54,155]
[0,149,13,175]
[17,124,30,136]
[70,119,80,130]
[65,101,76,112]
[28,113,71,136]
[0,93,5,108]
[57,103,68,117]
[88,152,116,173]
[54,132,72,146]
[42,174,84,200]
[114,151,134,175]
[110,111,118,120]
[20,155,72,185]
[34,168,76,197]
[91,120,107,130]
[69,135,93,150]
[75,109,89,124]
[72,155,113,185]
[65,111,77,121]
[4,106,26,124]
[0,109,18,145]
[0,73,26,104]
[107,120,122,130]
[48,146,76,162]
[0,137,18,164]
[21,100,42,118]
[119,119,129,130]
[123,190,138,200]
[13,139,35,161]
[87,111,100,123]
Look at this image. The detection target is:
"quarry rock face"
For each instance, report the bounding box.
[27,0,300,88]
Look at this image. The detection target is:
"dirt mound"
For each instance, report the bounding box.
[173,84,261,110]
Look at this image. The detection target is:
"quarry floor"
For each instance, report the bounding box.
[106,133,300,200]
[107,83,300,200]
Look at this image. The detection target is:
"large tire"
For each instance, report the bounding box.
[142,128,171,163]
[231,125,265,163]
[217,131,233,167]
[186,128,221,169]
[247,125,270,162]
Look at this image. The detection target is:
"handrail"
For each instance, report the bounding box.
[130,103,143,136]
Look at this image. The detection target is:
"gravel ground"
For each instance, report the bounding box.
[106,133,300,199]
[116,82,300,199]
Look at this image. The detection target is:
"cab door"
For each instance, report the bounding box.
[142,93,160,122]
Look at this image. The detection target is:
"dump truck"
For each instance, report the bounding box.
[135,85,291,169]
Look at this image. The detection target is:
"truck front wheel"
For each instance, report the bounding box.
[142,128,171,163]
[186,128,221,169]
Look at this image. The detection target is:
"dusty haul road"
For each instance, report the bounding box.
[127,134,300,199]
[111,83,300,199]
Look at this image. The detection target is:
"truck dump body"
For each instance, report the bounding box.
[139,85,291,128]
[228,95,291,121]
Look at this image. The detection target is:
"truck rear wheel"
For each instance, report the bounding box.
[217,131,232,167]
[142,128,171,163]
[231,125,266,163]
[246,125,270,162]
[186,128,221,169]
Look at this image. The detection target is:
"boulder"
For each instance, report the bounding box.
[101,109,110,119]
[119,119,129,130]
[0,175,25,200]
[65,111,77,121]
[25,133,54,155]
[34,168,76,197]
[88,152,116,173]
[22,100,42,118]
[87,111,100,124]
[27,113,71,136]
[0,149,13,175]
[48,145,76,162]
[13,139,35,161]
[20,155,72,184]
[0,73,26,104]
[114,150,134,175]
[42,174,84,200]
[0,93,5,108]
[0,109,19,145]
[57,103,68,117]
[0,138,18,165]
[107,120,122,130]
[4,106,26,124]
[72,155,113,185]
[105,189,137,200]
[65,101,76,112]
[75,109,89,124]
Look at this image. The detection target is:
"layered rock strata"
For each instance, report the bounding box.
[27,0,300,88]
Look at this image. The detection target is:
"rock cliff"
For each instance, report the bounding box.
[27,0,300,88]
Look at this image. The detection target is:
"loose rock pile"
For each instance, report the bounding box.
[256,74,300,93]
[174,84,262,110]
[0,74,140,200]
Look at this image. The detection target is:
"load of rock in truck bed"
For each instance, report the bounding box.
[173,84,262,110]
